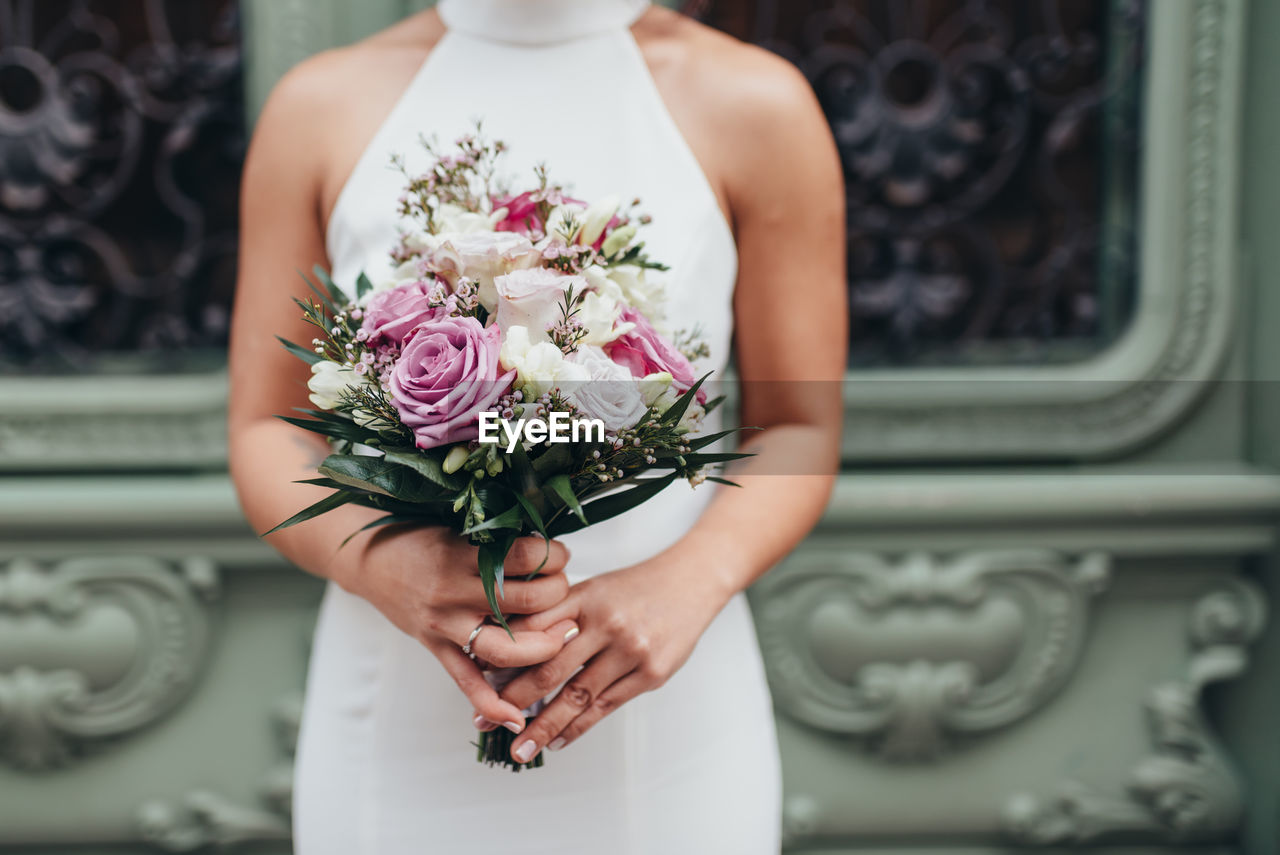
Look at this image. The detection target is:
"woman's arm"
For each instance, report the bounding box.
[484,49,846,761]
[227,50,579,732]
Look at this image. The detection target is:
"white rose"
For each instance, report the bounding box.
[307,360,362,410]
[493,268,584,341]
[434,202,505,234]
[499,325,589,399]
[576,291,633,346]
[430,231,542,311]
[609,264,667,324]
[566,345,648,432]
[577,195,619,246]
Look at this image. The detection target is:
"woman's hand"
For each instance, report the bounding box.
[477,551,732,763]
[338,529,580,734]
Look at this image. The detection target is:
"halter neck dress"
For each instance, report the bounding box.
[294,2,781,851]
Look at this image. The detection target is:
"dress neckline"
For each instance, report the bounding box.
[436,0,650,46]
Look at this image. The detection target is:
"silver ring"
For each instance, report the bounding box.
[462,620,486,659]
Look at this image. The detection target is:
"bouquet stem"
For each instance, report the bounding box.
[475,723,544,771]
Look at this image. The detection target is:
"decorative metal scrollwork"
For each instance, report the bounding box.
[1004,578,1267,844]
[0,555,220,771]
[751,549,1111,761]
[0,0,243,370]
[692,0,1146,365]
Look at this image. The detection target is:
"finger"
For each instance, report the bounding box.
[546,671,650,752]
[470,617,582,669]
[496,625,602,711]
[500,537,571,578]
[491,572,570,614]
[508,649,632,765]
[428,640,529,734]
[503,595,581,634]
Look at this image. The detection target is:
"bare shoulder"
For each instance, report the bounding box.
[635,8,827,142]
[633,8,838,215]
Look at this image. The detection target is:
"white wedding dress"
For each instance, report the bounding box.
[293,1,782,852]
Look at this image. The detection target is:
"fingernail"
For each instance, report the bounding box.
[513,739,538,763]
[473,715,489,729]
[548,737,567,752]
[564,625,579,642]
[503,720,525,734]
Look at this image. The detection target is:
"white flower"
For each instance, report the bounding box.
[499,325,589,399]
[601,223,636,257]
[638,372,675,409]
[578,195,619,247]
[307,360,362,410]
[434,202,505,234]
[576,291,633,346]
[566,345,648,432]
[545,203,586,243]
[430,231,542,311]
[583,264,667,324]
[493,268,582,341]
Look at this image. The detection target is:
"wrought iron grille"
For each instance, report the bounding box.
[690,0,1147,367]
[0,0,243,372]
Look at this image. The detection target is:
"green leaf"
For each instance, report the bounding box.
[339,513,420,548]
[263,491,353,536]
[462,503,525,536]
[297,269,341,315]
[319,454,450,503]
[277,414,378,445]
[383,448,467,491]
[530,442,575,478]
[546,473,678,537]
[477,534,517,637]
[676,451,753,467]
[355,272,374,300]
[312,265,349,306]
[276,335,323,365]
[660,373,711,427]
[544,474,587,525]
[685,426,759,451]
[705,476,741,487]
[512,492,551,575]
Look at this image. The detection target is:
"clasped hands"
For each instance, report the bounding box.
[344,529,729,767]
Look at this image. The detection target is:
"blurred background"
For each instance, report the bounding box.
[1,0,1277,852]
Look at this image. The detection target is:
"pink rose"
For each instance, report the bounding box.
[389,316,515,449]
[493,268,584,340]
[606,308,705,402]
[361,279,442,347]
[492,190,541,236]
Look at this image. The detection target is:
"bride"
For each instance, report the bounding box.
[227,0,844,851]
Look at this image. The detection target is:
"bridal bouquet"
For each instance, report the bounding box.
[270,130,748,769]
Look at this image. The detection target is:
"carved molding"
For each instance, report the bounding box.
[1003,577,1267,844]
[843,0,1243,461]
[137,694,300,852]
[0,556,220,771]
[752,549,1111,761]
[0,375,229,472]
